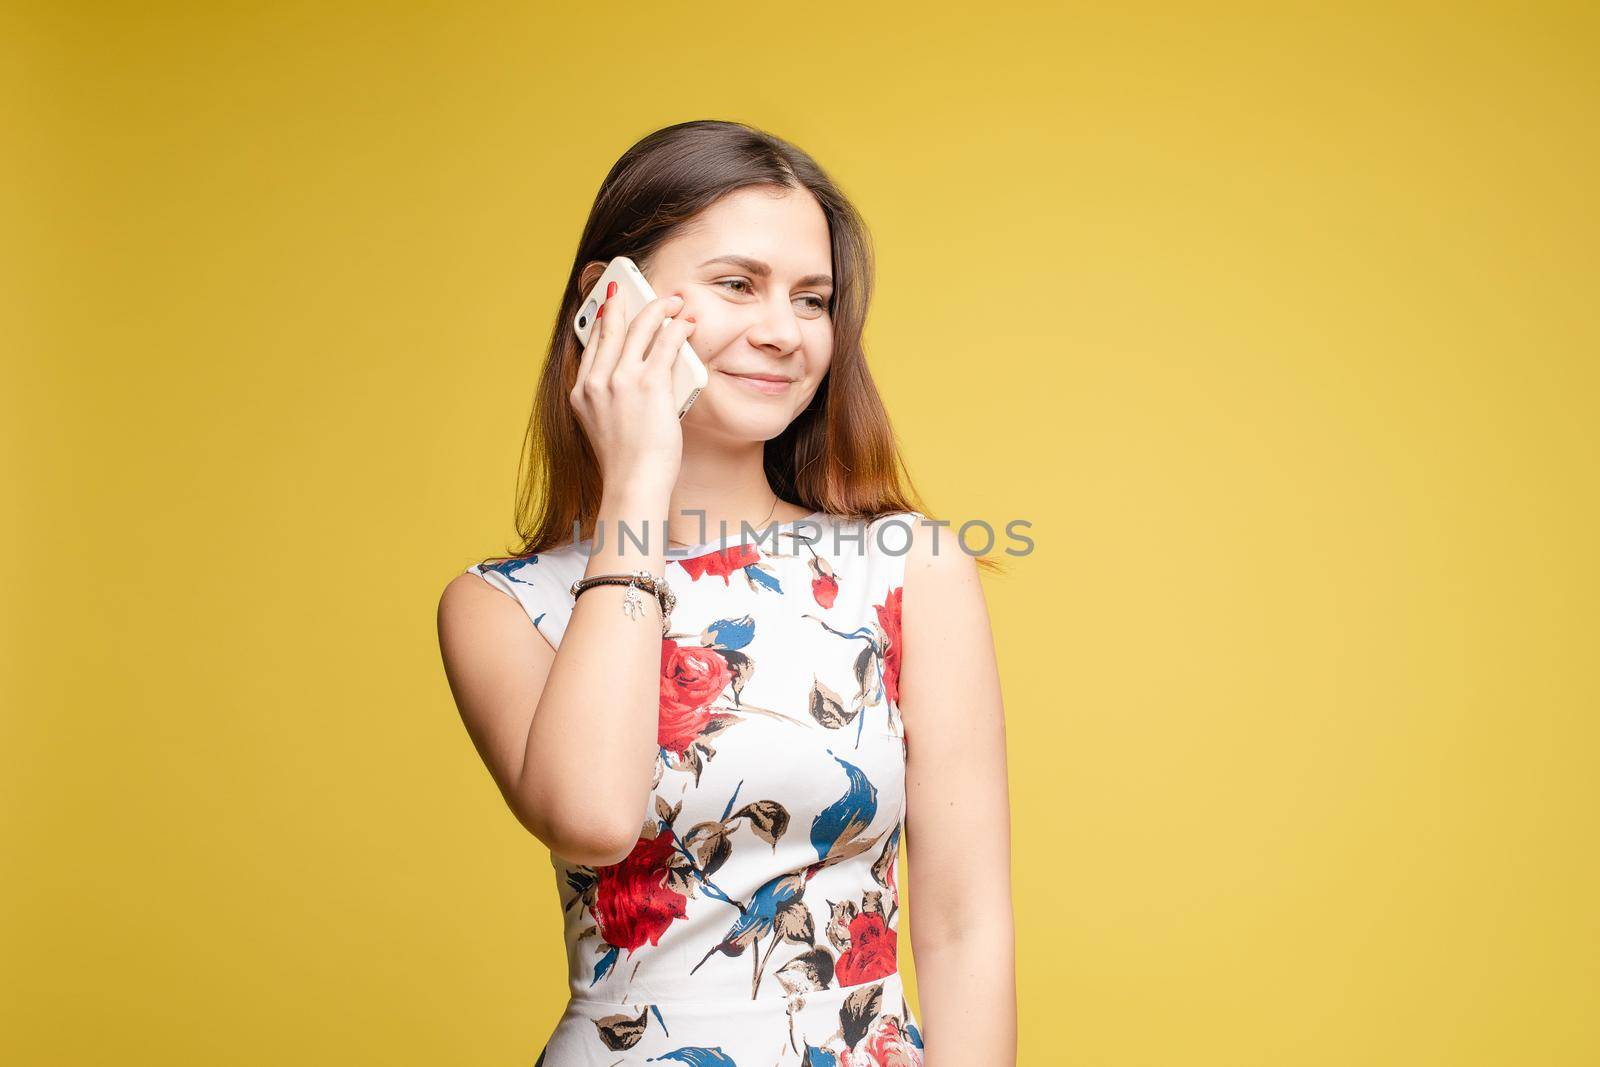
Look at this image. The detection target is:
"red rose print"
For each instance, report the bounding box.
[836,911,898,985]
[874,586,903,706]
[842,1014,921,1066]
[676,543,761,584]
[593,830,687,954]
[658,640,730,754]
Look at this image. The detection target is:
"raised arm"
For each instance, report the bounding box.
[900,522,1018,1065]
[438,488,670,868]
[437,282,696,868]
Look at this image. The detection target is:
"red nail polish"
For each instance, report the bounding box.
[596,302,605,319]
[606,281,617,299]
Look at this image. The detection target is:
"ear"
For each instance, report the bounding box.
[577,260,607,294]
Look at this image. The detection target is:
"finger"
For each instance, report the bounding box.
[590,280,629,384]
[644,312,696,379]
[613,293,684,375]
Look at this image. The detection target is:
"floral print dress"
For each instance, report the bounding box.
[466,510,926,1067]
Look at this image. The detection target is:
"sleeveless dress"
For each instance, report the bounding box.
[465,510,927,1067]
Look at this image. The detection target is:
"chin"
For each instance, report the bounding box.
[683,386,805,442]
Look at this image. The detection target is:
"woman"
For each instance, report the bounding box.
[437,120,1015,1065]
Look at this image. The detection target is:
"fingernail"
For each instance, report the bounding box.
[606,281,617,299]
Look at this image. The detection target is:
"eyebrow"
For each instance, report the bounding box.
[697,254,833,289]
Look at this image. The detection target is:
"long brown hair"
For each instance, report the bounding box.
[489,119,1001,574]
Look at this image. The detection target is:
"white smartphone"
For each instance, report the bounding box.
[572,256,708,419]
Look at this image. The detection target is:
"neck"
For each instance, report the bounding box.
[666,433,808,545]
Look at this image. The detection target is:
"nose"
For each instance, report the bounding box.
[746,295,804,355]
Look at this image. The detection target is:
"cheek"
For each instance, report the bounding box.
[683,304,730,348]
[682,293,726,326]
[808,336,835,378]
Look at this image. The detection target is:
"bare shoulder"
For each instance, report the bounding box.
[436,569,553,667]
[438,569,508,631]
[897,514,1000,727]
[436,567,557,804]
[901,514,988,619]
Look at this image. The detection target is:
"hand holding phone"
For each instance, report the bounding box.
[568,258,702,493]
[573,257,707,419]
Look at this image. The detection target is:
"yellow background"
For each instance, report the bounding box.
[6,2,1596,1063]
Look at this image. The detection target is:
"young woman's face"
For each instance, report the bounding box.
[643,186,835,443]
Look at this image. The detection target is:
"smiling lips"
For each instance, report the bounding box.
[721,370,793,395]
